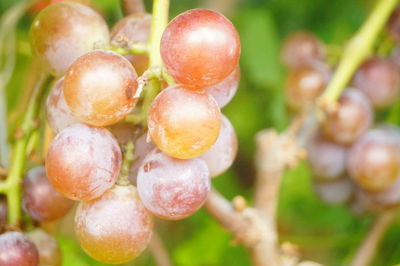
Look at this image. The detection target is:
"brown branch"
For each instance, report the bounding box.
[149,232,171,266]
[350,211,395,266]
[120,0,146,15]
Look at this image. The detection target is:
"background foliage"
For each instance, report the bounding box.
[1,0,399,265]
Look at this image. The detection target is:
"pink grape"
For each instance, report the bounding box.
[46,123,122,200]
[313,177,354,205]
[128,133,155,185]
[137,150,211,220]
[0,232,39,266]
[205,66,240,108]
[27,229,61,266]
[200,114,238,177]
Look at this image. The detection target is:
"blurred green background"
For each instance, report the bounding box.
[1,0,400,265]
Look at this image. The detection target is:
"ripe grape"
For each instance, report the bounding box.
[75,185,153,264]
[30,2,109,76]
[200,114,238,177]
[23,166,74,222]
[284,62,329,110]
[353,57,400,108]
[160,9,240,88]
[46,123,122,200]
[27,229,61,266]
[387,6,400,42]
[64,50,139,126]
[108,122,140,146]
[0,232,39,266]
[129,133,155,185]
[148,85,221,159]
[347,127,400,192]
[205,66,240,108]
[46,77,79,133]
[362,175,400,209]
[137,150,211,220]
[111,13,151,75]
[313,177,354,205]
[307,135,347,181]
[322,89,373,145]
[281,31,325,69]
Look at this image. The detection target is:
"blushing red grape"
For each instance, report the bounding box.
[148,85,221,159]
[75,185,153,264]
[23,166,74,222]
[200,114,238,177]
[347,127,400,192]
[46,123,122,200]
[46,77,79,133]
[108,122,140,146]
[0,232,39,266]
[281,31,325,69]
[137,150,211,220]
[205,66,240,108]
[353,57,400,108]
[161,9,241,88]
[313,177,354,205]
[64,50,139,127]
[322,89,373,145]
[27,229,61,266]
[30,2,109,76]
[129,133,155,185]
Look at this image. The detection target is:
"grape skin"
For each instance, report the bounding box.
[353,57,400,108]
[23,166,74,222]
[313,177,354,205]
[347,127,400,192]
[137,150,211,220]
[64,50,139,127]
[148,85,221,159]
[281,31,325,69]
[111,13,151,76]
[0,232,39,266]
[200,114,238,177]
[323,89,373,145]
[46,77,79,133]
[129,133,155,185]
[307,135,347,181]
[30,2,109,76]
[160,9,241,88]
[46,123,122,201]
[205,66,240,108]
[27,229,61,266]
[75,185,153,264]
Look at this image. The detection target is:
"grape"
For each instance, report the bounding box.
[0,232,39,266]
[75,185,153,264]
[313,178,354,205]
[108,122,140,146]
[285,62,329,110]
[111,13,151,75]
[353,57,400,108]
[160,9,241,88]
[23,166,74,222]
[281,31,325,69]
[307,135,347,181]
[205,66,240,108]
[322,89,373,145]
[148,85,221,159]
[64,50,139,127]
[27,229,61,266]
[200,114,238,177]
[387,6,400,42]
[46,77,79,133]
[30,2,109,76]
[362,175,400,209]
[137,149,211,220]
[46,123,122,200]
[347,127,400,192]
[128,133,155,185]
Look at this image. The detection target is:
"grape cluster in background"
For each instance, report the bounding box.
[282,8,400,214]
[0,0,241,264]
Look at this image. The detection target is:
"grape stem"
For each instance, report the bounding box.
[350,211,395,266]
[319,0,398,106]
[0,74,51,226]
[148,0,169,68]
[117,141,135,186]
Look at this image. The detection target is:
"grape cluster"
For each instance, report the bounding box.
[281,8,400,214]
[0,1,241,265]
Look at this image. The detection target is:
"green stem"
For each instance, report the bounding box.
[320,0,398,104]
[148,0,169,68]
[109,42,148,55]
[4,73,50,226]
[117,142,135,186]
